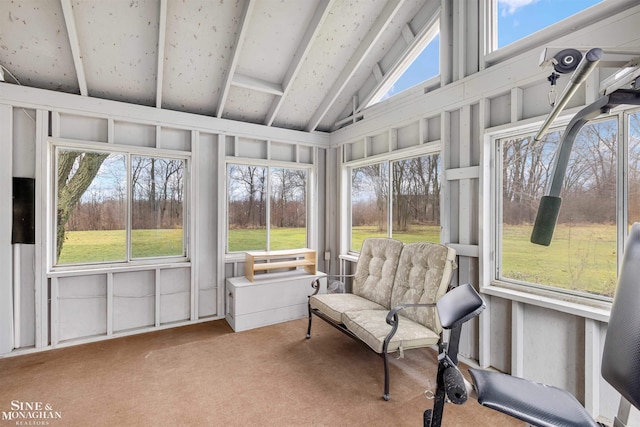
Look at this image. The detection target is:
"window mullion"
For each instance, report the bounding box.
[266,167,271,251]
[388,161,393,239]
[126,153,132,262]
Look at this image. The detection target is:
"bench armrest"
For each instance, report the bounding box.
[385,303,436,326]
[309,274,355,296]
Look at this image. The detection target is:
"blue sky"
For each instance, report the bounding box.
[383,0,602,99]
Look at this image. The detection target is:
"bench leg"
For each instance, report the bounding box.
[383,351,390,401]
[306,302,312,339]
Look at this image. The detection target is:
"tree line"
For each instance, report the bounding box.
[503,118,640,225]
[227,165,307,229]
[57,151,184,257]
[351,155,441,231]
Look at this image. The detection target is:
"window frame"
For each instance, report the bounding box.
[483,0,621,65]
[49,138,191,271]
[342,142,442,256]
[484,107,640,316]
[224,157,313,254]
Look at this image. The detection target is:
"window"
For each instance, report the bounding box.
[629,112,640,227]
[350,154,441,251]
[379,33,440,101]
[495,0,602,49]
[493,114,635,299]
[227,164,308,252]
[55,146,187,266]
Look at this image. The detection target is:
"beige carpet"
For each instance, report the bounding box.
[0,318,522,426]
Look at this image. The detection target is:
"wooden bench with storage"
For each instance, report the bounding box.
[245,248,316,282]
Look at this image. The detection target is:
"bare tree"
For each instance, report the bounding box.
[57,150,109,258]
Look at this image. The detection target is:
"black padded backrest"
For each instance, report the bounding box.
[436,283,486,329]
[601,222,640,410]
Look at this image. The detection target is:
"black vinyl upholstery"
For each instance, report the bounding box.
[601,222,640,410]
[469,222,640,426]
[468,369,598,427]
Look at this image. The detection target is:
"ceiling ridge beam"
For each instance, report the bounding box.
[232,73,283,96]
[155,0,168,108]
[304,0,408,132]
[358,1,440,112]
[60,0,88,96]
[264,0,335,126]
[216,0,256,118]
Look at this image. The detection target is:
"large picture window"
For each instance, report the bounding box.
[227,164,308,252]
[350,154,441,251]
[55,146,187,266]
[493,113,640,299]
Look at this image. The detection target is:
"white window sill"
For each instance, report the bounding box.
[482,282,611,323]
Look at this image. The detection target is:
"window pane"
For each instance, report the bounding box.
[131,157,185,258]
[497,0,602,49]
[56,150,126,265]
[351,163,388,251]
[380,33,439,101]
[630,112,640,227]
[227,165,267,252]
[270,168,307,250]
[392,155,441,243]
[500,119,618,297]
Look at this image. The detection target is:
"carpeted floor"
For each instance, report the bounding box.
[0,318,522,426]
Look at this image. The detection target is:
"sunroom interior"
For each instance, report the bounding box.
[1,0,640,425]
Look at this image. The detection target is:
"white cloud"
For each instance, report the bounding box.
[498,0,539,15]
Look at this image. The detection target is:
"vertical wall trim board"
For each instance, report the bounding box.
[441,112,451,245]
[217,134,226,318]
[0,105,14,354]
[585,318,601,418]
[35,109,49,348]
[50,277,58,347]
[511,300,524,377]
[107,273,114,336]
[190,130,198,321]
[155,269,161,327]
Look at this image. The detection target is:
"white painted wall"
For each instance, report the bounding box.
[0,85,329,355]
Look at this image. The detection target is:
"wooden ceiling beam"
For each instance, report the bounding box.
[60,0,88,96]
[305,0,407,132]
[216,0,256,118]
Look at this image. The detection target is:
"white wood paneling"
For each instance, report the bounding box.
[0,105,13,354]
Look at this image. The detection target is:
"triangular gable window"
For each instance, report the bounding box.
[369,31,439,107]
[381,34,439,101]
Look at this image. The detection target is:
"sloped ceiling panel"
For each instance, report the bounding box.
[161,0,242,116]
[0,0,443,133]
[222,85,274,124]
[0,1,78,93]
[319,0,439,130]
[273,0,388,131]
[72,0,158,106]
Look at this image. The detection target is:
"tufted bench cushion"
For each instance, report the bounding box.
[339,242,456,353]
[309,293,385,323]
[342,309,440,353]
[352,237,404,308]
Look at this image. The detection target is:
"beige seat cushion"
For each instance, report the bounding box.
[309,293,385,323]
[342,309,440,354]
[390,242,456,334]
[352,238,403,309]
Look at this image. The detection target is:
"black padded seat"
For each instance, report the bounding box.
[468,369,599,427]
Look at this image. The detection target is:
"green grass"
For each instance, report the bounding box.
[501,223,617,297]
[57,229,183,264]
[59,223,618,297]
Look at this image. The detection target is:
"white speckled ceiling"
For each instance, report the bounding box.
[0,0,439,132]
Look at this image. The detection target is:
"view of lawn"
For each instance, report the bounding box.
[57,229,184,264]
[59,224,617,297]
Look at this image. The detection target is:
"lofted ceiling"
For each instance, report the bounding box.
[0,0,440,133]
